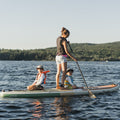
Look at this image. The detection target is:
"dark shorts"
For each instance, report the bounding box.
[36,85,44,90]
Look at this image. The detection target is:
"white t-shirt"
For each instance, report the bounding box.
[33,73,45,86]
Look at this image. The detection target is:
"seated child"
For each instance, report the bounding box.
[27,65,50,90]
[64,68,78,89]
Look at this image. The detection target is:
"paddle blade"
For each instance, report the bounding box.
[88,90,96,98]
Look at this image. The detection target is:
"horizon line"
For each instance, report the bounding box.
[0,41,120,50]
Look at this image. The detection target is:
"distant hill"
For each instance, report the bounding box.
[69,41,120,61]
[0,41,120,61]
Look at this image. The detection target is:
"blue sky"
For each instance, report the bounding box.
[0,0,120,49]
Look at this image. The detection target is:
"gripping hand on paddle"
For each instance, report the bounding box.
[73,57,77,62]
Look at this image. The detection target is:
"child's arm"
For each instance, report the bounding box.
[67,76,74,86]
[32,80,37,85]
[35,73,45,86]
[67,76,77,89]
[32,73,39,85]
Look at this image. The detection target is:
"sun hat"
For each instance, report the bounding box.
[36,65,44,69]
[66,68,74,73]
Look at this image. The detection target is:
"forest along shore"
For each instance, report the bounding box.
[0,41,120,61]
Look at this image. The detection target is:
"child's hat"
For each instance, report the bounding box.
[66,68,74,73]
[36,65,44,69]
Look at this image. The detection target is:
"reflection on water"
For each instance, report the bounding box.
[52,97,71,120]
[29,97,73,120]
[31,100,44,118]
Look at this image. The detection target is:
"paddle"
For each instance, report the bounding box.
[67,42,96,98]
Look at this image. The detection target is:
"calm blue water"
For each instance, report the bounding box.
[0,61,120,120]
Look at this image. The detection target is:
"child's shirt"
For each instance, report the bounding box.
[64,75,74,88]
[33,73,45,86]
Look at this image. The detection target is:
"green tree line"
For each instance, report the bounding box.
[0,41,120,61]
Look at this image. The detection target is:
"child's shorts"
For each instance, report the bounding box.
[64,85,73,89]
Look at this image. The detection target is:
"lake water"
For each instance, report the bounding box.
[0,61,120,120]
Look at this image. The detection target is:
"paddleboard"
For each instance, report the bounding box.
[0,84,119,98]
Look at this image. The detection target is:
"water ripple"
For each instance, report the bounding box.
[0,61,120,120]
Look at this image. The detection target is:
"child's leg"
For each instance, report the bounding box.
[27,85,36,90]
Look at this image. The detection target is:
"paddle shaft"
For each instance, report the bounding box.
[67,42,73,53]
[75,61,89,89]
[67,43,89,88]
[67,42,96,98]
